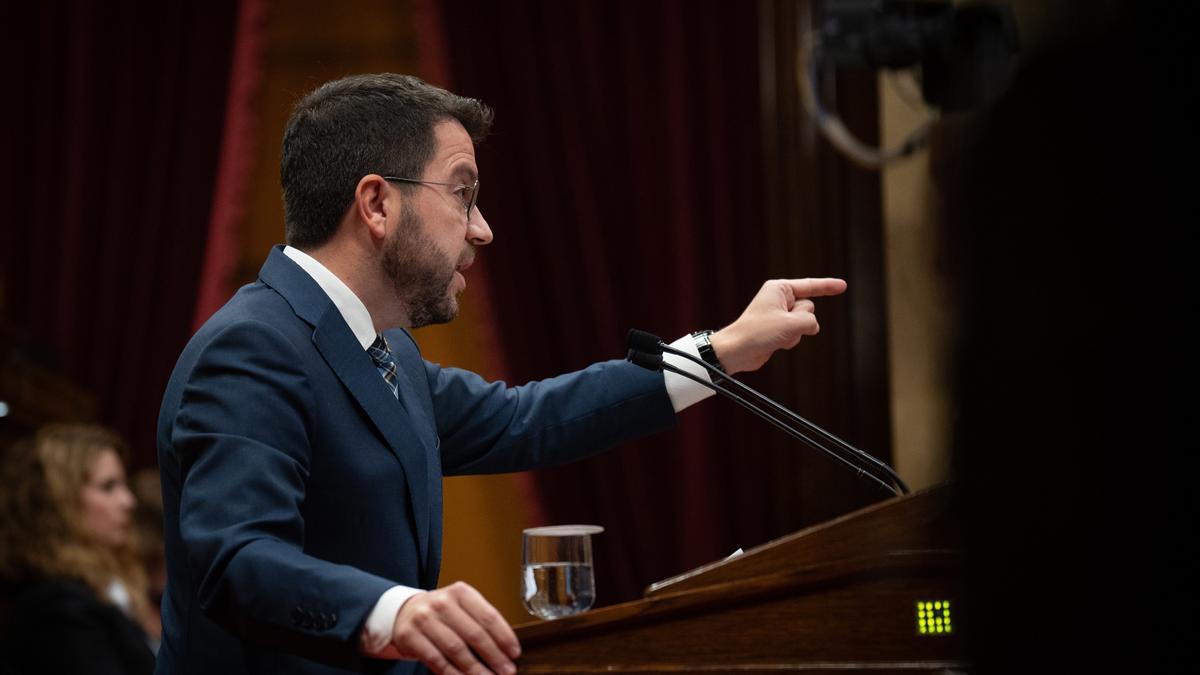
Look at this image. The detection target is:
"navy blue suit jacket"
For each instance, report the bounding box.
[155,247,675,674]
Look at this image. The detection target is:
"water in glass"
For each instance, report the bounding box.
[521,524,603,620]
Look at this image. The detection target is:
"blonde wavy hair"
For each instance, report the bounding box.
[0,424,151,626]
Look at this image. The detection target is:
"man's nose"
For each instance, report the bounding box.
[468,207,493,246]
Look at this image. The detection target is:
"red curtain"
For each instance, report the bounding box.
[192,0,270,331]
[437,0,890,604]
[0,2,253,467]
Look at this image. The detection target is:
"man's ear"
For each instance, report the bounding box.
[353,174,395,241]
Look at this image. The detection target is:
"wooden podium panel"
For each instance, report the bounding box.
[514,485,963,672]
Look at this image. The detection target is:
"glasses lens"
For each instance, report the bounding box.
[465,180,479,217]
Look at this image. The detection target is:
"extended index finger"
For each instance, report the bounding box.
[786,278,847,299]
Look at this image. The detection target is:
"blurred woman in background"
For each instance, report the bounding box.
[0,424,155,674]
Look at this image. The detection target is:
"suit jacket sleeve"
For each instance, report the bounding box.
[422,357,678,476]
[169,319,395,659]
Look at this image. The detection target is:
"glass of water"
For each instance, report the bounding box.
[521,524,603,620]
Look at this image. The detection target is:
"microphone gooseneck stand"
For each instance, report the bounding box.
[627,329,909,497]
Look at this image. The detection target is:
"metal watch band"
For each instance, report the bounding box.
[691,329,725,373]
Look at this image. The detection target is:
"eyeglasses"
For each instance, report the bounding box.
[383,176,479,221]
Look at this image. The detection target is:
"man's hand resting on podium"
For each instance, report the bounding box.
[390,582,520,675]
[711,278,847,375]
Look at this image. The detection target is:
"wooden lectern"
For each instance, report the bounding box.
[514,484,963,672]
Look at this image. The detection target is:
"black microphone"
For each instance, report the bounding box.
[627,328,664,356]
[626,348,664,372]
[627,329,908,496]
[627,347,898,496]
[634,329,907,494]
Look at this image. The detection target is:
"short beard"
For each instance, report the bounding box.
[381,201,465,329]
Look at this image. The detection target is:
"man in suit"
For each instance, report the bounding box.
[156,74,845,675]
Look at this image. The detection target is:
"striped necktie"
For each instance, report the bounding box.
[367,335,399,399]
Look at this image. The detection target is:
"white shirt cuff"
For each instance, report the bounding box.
[663,334,716,412]
[360,585,425,656]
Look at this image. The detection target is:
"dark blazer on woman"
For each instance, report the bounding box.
[1,577,154,675]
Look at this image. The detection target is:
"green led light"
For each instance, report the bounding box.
[916,599,954,637]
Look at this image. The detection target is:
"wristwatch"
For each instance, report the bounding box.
[691,330,725,374]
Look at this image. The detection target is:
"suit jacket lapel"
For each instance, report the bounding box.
[387,329,444,588]
[259,247,434,579]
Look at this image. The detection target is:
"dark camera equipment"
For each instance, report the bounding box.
[802,0,1020,167]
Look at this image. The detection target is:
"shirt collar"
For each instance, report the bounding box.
[283,245,377,350]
